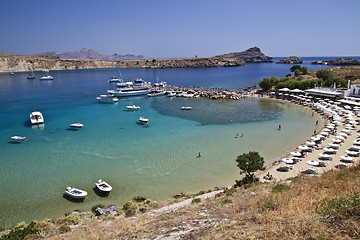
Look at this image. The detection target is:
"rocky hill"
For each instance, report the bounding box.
[311,57,360,66]
[0,46,274,72]
[39,48,145,60]
[276,56,303,64]
[215,46,273,63]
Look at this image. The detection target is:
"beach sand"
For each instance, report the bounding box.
[259,100,359,183]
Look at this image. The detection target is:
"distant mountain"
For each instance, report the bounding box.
[215,46,273,63]
[38,48,145,60]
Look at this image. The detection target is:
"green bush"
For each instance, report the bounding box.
[317,192,360,219]
[221,199,233,205]
[56,213,82,225]
[0,222,39,240]
[192,198,201,204]
[272,184,290,193]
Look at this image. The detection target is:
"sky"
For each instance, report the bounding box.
[0,0,359,58]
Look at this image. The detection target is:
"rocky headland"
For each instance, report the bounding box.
[311,57,360,66]
[0,47,272,73]
[276,56,303,64]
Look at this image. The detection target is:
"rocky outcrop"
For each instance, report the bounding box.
[94,204,119,216]
[311,58,360,66]
[0,54,245,72]
[215,46,273,63]
[276,56,303,64]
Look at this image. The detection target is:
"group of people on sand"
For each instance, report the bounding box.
[263,172,276,181]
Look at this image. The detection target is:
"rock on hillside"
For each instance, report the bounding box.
[215,47,273,63]
[311,58,360,66]
[276,56,303,64]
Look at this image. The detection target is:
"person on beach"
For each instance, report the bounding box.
[241,132,244,137]
[235,133,239,138]
[278,124,282,130]
[198,152,201,158]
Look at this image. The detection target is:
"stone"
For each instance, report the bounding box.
[95,204,119,216]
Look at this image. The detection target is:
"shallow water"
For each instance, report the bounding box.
[0,61,325,228]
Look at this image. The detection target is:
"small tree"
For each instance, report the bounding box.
[290,65,302,72]
[235,151,265,187]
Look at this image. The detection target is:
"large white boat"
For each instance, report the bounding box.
[65,186,87,199]
[107,81,150,97]
[96,95,118,103]
[95,179,112,193]
[30,111,44,125]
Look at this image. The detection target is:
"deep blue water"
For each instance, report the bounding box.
[0,57,357,228]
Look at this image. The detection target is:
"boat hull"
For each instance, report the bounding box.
[108,89,149,97]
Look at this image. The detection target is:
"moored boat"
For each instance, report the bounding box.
[10,136,27,142]
[69,123,84,128]
[40,75,54,80]
[65,186,87,199]
[107,81,150,97]
[96,95,118,103]
[181,106,192,110]
[139,117,149,123]
[30,111,44,125]
[95,179,112,193]
[147,89,166,97]
[126,105,140,110]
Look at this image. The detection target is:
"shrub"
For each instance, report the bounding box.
[192,198,201,204]
[56,213,82,225]
[221,199,233,205]
[0,222,39,240]
[91,204,105,213]
[122,201,139,217]
[133,196,147,202]
[316,192,360,219]
[272,184,290,193]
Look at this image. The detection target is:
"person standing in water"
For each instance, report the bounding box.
[278,124,282,130]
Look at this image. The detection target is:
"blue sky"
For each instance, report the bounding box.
[0,0,359,58]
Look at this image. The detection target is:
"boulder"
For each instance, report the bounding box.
[95,204,119,216]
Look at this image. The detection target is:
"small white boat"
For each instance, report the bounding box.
[353,140,360,145]
[147,89,166,97]
[331,138,342,143]
[340,155,355,163]
[65,186,87,199]
[10,136,27,142]
[311,136,322,142]
[139,117,149,123]
[95,179,112,193]
[96,95,119,103]
[126,105,140,110]
[167,92,177,97]
[69,123,84,128]
[335,163,349,169]
[307,160,319,166]
[108,76,122,83]
[40,75,54,80]
[181,106,192,110]
[345,150,359,156]
[30,111,44,125]
[302,168,318,174]
[318,153,332,160]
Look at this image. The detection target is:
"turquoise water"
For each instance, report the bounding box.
[0,60,329,228]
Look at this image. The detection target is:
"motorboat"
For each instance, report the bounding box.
[318,153,332,160]
[335,163,349,169]
[10,136,27,142]
[64,186,87,199]
[323,147,337,154]
[96,95,118,103]
[331,138,342,144]
[281,158,294,164]
[108,76,122,83]
[95,179,112,193]
[345,150,359,156]
[30,111,44,125]
[166,91,177,97]
[69,123,84,128]
[40,75,54,80]
[181,106,192,110]
[126,105,140,110]
[139,117,149,123]
[311,136,322,142]
[147,89,166,97]
[340,155,355,163]
[277,165,293,172]
[301,168,318,174]
[353,140,360,145]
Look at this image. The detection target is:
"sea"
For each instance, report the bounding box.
[0,57,358,228]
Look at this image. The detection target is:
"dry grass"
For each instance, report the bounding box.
[12,164,359,239]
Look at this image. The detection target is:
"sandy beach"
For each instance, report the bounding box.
[259,98,359,182]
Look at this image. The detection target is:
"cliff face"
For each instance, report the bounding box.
[215,47,273,63]
[0,54,245,72]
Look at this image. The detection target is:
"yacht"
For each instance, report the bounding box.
[30,111,44,125]
[107,81,150,97]
[96,95,118,103]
